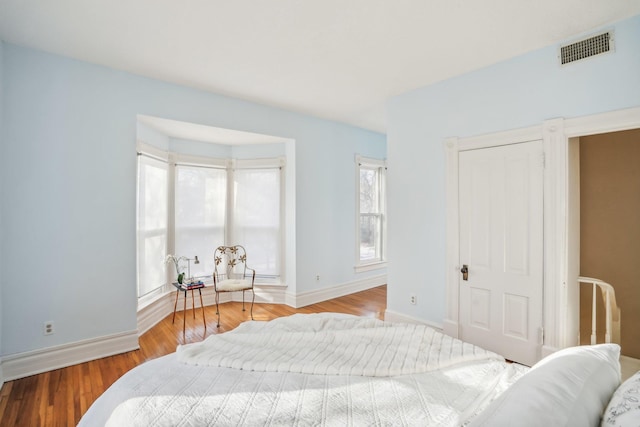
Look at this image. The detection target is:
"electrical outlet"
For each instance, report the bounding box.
[316,274,320,281]
[44,321,54,335]
[410,295,417,305]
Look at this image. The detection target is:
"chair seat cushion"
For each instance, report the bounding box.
[216,279,253,292]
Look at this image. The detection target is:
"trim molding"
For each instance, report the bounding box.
[136,275,387,334]
[456,124,542,151]
[541,345,559,359]
[384,309,443,331]
[563,106,640,137]
[2,330,139,382]
[136,286,292,335]
[294,274,386,308]
[442,319,459,338]
[137,293,173,336]
[137,288,233,335]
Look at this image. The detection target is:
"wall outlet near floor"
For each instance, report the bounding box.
[44,321,54,335]
[316,274,320,281]
[410,294,417,305]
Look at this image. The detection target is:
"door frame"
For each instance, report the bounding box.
[444,106,640,359]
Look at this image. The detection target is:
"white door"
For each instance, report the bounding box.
[459,140,544,366]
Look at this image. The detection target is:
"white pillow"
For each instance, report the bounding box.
[601,369,640,426]
[470,344,621,427]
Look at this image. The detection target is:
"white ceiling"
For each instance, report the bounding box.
[1,1,640,133]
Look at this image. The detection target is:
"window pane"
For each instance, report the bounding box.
[360,168,379,214]
[140,233,167,293]
[137,156,168,297]
[233,168,280,277]
[360,214,381,262]
[175,165,226,279]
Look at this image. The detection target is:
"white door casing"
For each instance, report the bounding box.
[458,141,544,366]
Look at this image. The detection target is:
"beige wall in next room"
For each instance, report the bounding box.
[580,128,640,359]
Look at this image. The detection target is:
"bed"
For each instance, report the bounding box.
[78,313,637,426]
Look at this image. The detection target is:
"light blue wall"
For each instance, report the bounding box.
[386,14,640,324]
[0,41,4,371]
[1,44,386,355]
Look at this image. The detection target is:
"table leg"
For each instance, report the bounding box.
[191,289,196,318]
[183,290,187,336]
[172,289,180,324]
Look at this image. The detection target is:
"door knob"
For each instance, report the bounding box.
[461,264,468,281]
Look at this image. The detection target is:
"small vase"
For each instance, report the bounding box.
[177,273,184,284]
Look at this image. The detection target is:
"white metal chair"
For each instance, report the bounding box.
[213,245,256,327]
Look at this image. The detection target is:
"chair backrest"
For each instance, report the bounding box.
[214,245,249,281]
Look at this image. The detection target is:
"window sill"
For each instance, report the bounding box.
[354,261,387,273]
[255,281,287,288]
[137,286,172,311]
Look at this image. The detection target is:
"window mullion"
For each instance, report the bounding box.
[225,159,235,246]
[167,154,177,288]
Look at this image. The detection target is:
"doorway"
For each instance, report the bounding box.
[575,129,640,359]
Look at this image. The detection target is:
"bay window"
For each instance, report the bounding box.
[136,144,284,302]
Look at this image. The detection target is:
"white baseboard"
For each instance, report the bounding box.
[384,309,443,331]
[541,345,558,359]
[137,293,174,336]
[137,285,288,335]
[2,278,384,382]
[137,277,384,334]
[620,355,640,381]
[2,330,139,382]
[294,274,386,308]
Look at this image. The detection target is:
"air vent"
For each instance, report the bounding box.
[560,31,613,65]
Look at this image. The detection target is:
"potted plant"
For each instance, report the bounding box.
[165,254,187,284]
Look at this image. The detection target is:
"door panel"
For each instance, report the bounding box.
[459,140,543,366]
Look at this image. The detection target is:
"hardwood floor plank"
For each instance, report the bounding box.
[0,285,386,426]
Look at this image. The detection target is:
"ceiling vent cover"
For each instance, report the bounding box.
[560,31,613,65]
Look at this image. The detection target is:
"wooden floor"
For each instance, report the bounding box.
[0,285,386,427]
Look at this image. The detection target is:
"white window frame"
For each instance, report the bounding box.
[355,155,387,272]
[173,154,228,282]
[231,157,286,283]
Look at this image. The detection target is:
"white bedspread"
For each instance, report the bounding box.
[79,313,528,427]
[176,313,501,376]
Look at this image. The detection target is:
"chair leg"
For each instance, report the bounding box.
[198,289,206,331]
[242,290,246,312]
[250,288,255,320]
[215,291,220,328]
